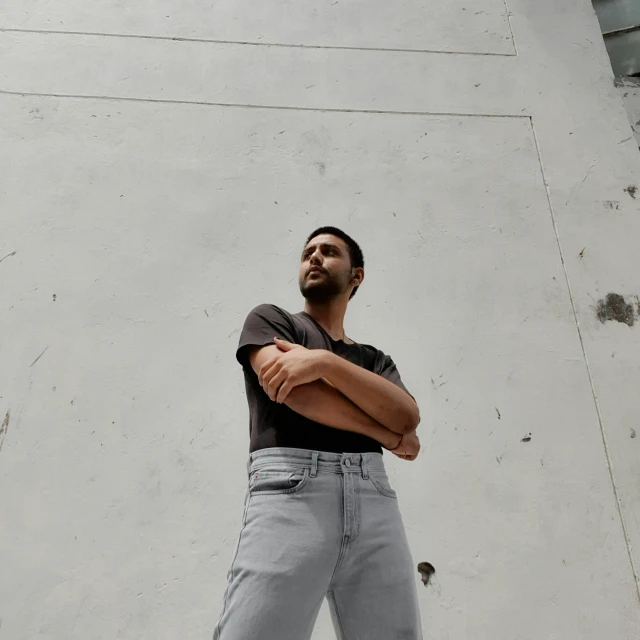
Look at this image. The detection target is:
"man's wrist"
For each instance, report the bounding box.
[317,349,336,379]
[385,432,404,451]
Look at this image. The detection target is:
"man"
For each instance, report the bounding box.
[212,226,423,639]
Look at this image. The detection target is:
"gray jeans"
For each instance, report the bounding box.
[212,447,423,640]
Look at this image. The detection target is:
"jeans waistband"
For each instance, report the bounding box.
[246,447,387,480]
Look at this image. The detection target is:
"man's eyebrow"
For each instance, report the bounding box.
[302,242,341,256]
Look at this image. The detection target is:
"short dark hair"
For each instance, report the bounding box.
[304,226,364,299]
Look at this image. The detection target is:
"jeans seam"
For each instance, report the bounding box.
[212,489,251,638]
[328,590,348,640]
[248,467,311,496]
[369,474,397,499]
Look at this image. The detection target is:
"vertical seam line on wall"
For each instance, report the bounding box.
[502,0,518,56]
[529,116,640,603]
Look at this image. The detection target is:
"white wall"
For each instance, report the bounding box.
[1,1,640,638]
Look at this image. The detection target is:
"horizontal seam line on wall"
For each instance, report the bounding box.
[0,88,529,118]
[0,27,517,57]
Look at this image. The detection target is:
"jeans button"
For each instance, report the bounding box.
[344,459,351,468]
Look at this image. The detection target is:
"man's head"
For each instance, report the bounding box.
[299,226,365,303]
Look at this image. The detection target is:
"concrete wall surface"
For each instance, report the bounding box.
[1,1,640,638]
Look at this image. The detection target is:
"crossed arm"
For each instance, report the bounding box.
[247,339,420,453]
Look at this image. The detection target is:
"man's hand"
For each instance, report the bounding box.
[258,337,327,403]
[390,430,421,461]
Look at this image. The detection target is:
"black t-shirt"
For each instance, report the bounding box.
[235,303,414,454]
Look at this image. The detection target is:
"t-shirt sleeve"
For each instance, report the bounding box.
[236,304,298,370]
[377,352,416,401]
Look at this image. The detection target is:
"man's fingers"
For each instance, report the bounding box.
[276,381,292,404]
[259,359,279,386]
[260,354,286,383]
[266,370,285,401]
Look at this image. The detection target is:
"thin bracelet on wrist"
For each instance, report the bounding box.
[388,432,403,451]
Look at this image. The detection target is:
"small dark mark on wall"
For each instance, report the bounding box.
[417,562,436,587]
[596,293,635,326]
[495,407,501,419]
[53,293,57,301]
[631,429,637,439]
[521,433,532,443]
[0,250,17,265]
[624,185,637,199]
[578,247,585,258]
[0,411,10,452]
[604,201,620,210]
[30,346,49,367]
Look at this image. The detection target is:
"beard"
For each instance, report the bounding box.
[299,271,349,302]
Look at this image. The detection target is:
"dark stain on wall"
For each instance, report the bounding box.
[417,562,436,587]
[596,293,635,326]
[0,411,10,452]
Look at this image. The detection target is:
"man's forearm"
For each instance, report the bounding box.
[282,378,402,450]
[319,351,420,435]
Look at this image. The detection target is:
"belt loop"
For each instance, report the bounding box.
[361,454,369,479]
[310,451,319,478]
[246,454,253,479]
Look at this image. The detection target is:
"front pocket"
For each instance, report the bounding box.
[249,467,310,496]
[369,472,398,499]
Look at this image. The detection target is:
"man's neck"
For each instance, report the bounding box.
[303,302,350,343]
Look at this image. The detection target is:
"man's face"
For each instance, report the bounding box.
[299,234,354,302]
